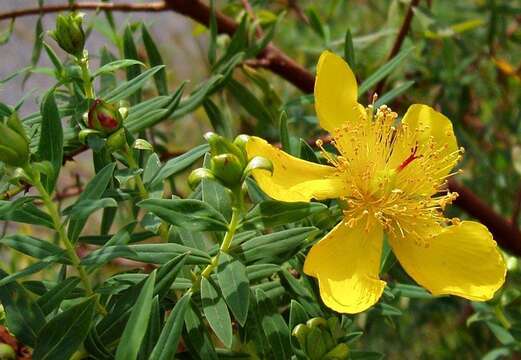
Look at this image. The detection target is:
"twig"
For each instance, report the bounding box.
[374,0,421,95]
[0,1,168,21]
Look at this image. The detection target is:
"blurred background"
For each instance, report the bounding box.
[1,0,521,358]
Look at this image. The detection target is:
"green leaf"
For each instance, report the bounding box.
[123,24,142,104]
[68,163,116,242]
[142,25,168,95]
[344,28,356,68]
[149,293,191,360]
[279,111,291,153]
[80,243,210,266]
[246,263,280,281]
[0,270,46,347]
[254,288,291,360]
[208,0,218,65]
[306,7,326,39]
[235,227,317,263]
[201,277,233,348]
[149,144,209,187]
[217,252,250,326]
[202,178,232,221]
[203,98,232,138]
[155,253,189,299]
[116,271,157,360]
[392,283,433,299]
[184,301,218,360]
[37,277,82,315]
[139,296,161,360]
[358,47,414,96]
[299,139,320,163]
[0,259,58,287]
[92,59,145,78]
[33,297,96,360]
[227,78,273,125]
[99,47,117,90]
[0,198,53,228]
[138,198,228,232]
[241,201,327,230]
[43,42,63,73]
[374,80,415,107]
[0,234,68,262]
[63,198,117,218]
[38,90,63,192]
[104,65,165,103]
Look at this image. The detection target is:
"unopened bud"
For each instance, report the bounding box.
[243,156,273,180]
[188,168,215,189]
[291,324,309,350]
[105,128,127,152]
[307,317,328,329]
[324,343,349,359]
[0,113,29,167]
[88,99,123,135]
[50,13,85,58]
[205,132,246,165]
[211,153,244,186]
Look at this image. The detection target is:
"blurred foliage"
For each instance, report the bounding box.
[0,0,519,359]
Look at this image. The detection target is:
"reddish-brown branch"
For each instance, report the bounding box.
[374,0,421,95]
[0,1,168,21]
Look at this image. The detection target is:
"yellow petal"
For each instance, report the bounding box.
[314,51,365,133]
[389,221,506,301]
[246,137,346,202]
[304,220,386,314]
[390,104,459,195]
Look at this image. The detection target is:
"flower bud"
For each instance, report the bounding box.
[50,13,85,58]
[205,132,246,166]
[88,99,123,135]
[105,128,127,152]
[324,343,349,359]
[0,114,30,167]
[210,153,244,187]
[188,168,215,189]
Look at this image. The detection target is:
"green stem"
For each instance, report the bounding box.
[200,205,240,279]
[77,55,94,99]
[30,171,106,315]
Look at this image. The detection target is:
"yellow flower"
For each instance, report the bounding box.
[246,51,506,314]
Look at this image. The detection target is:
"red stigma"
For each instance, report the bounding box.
[397,144,421,171]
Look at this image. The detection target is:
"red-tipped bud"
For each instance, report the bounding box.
[87,99,123,135]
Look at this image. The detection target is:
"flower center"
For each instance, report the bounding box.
[317,104,463,239]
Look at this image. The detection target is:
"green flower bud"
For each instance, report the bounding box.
[0,114,30,167]
[50,13,85,58]
[307,317,328,329]
[291,323,309,350]
[88,99,123,135]
[188,168,215,189]
[306,327,327,360]
[205,132,246,166]
[105,128,127,152]
[210,153,244,187]
[0,343,16,360]
[233,134,250,152]
[324,343,349,359]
